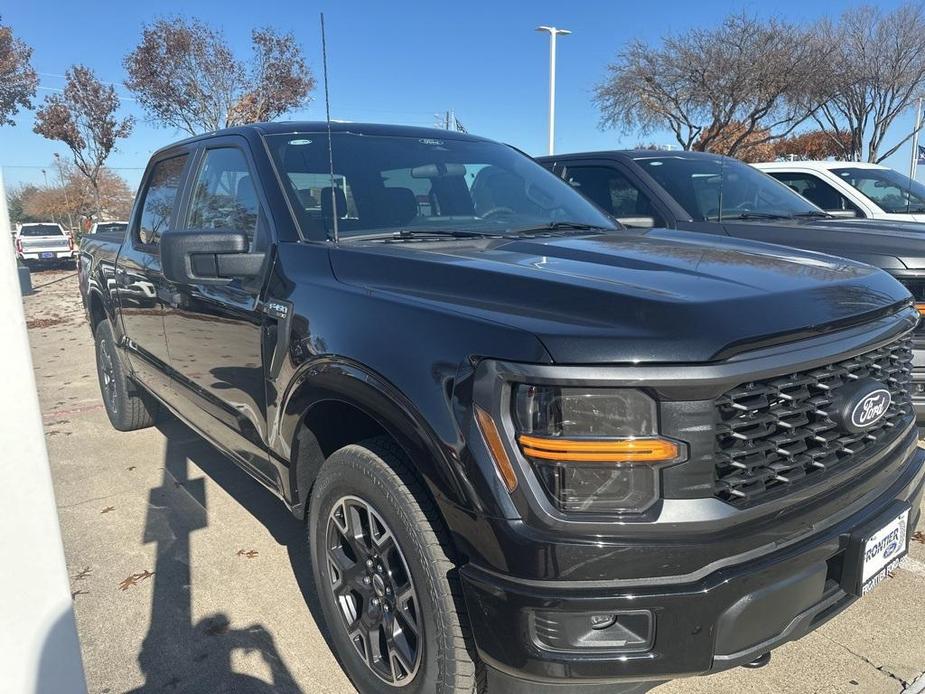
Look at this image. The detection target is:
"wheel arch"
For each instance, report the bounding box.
[281,358,471,520]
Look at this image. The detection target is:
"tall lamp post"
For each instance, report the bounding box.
[536,25,571,156]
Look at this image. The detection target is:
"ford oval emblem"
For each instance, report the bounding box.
[849,388,891,430]
[827,378,892,433]
[883,539,900,558]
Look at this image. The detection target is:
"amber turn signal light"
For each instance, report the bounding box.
[474,406,518,492]
[915,302,925,316]
[517,435,680,463]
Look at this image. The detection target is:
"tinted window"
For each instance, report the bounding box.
[832,167,925,214]
[187,148,260,242]
[633,155,821,221]
[20,224,64,237]
[266,133,615,240]
[563,165,662,225]
[93,222,127,234]
[137,155,188,246]
[767,172,862,215]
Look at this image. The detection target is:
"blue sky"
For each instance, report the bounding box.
[1,0,920,191]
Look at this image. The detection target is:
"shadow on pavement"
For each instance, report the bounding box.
[128,414,335,693]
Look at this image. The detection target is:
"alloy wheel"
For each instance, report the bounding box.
[325,495,422,686]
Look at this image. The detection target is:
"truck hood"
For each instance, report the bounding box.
[330,228,910,364]
[724,217,925,270]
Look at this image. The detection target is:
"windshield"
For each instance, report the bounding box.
[632,154,821,221]
[93,222,127,234]
[20,224,65,237]
[831,167,925,214]
[266,133,616,240]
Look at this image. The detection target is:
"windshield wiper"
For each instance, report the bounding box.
[510,222,611,235]
[392,229,494,240]
[790,211,831,219]
[720,212,792,221]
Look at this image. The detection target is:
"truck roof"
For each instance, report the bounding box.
[150,121,491,158]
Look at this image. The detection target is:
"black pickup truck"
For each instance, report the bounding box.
[537,150,925,426]
[79,123,924,694]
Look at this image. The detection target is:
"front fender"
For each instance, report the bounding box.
[277,357,476,516]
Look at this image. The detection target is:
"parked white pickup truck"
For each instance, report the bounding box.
[15,223,76,267]
[754,161,925,223]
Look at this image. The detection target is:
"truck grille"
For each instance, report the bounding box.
[714,333,914,505]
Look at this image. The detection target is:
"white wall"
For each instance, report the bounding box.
[0,171,87,693]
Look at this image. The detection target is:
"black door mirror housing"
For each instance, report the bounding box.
[161,230,264,285]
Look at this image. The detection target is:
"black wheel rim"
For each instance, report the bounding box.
[98,339,117,415]
[326,495,422,686]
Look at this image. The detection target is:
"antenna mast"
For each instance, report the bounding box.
[321,13,338,242]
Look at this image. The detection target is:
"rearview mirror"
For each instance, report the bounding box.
[825,209,859,219]
[161,230,264,285]
[617,216,656,229]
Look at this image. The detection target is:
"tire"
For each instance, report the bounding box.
[94,318,158,431]
[308,437,482,694]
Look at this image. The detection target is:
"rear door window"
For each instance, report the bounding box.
[768,171,862,215]
[136,154,189,246]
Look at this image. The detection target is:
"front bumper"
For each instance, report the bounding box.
[459,445,925,689]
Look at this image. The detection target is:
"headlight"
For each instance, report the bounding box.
[511,385,683,514]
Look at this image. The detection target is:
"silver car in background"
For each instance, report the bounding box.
[15,222,76,267]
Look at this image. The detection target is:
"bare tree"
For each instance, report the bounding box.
[33,65,133,219]
[0,17,38,126]
[594,14,832,156]
[124,18,315,135]
[813,4,925,163]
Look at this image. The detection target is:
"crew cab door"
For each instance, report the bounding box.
[160,137,276,485]
[116,149,193,401]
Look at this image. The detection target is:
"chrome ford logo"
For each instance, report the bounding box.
[828,378,892,433]
[850,389,891,429]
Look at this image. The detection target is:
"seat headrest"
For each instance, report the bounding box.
[380,187,418,226]
[321,187,347,220]
[235,175,256,210]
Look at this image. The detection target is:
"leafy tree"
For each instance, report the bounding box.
[0,17,37,126]
[18,166,133,227]
[33,65,133,219]
[6,183,41,225]
[696,122,776,163]
[812,3,925,162]
[594,14,831,156]
[772,130,854,161]
[124,18,315,135]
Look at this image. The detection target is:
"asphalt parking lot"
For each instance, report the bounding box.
[23,268,925,694]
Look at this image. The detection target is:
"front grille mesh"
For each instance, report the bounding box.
[714,333,914,504]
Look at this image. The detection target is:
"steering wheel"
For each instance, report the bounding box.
[480,206,514,219]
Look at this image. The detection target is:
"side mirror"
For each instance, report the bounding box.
[617,216,656,229]
[161,230,264,285]
[825,209,859,219]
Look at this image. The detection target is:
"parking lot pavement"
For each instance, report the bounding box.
[22,269,925,694]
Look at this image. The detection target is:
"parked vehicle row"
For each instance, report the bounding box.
[79,122,924,693]
[537,150,925,426]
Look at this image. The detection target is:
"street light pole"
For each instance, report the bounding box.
[536,25,571,156]
[910,97,923,181]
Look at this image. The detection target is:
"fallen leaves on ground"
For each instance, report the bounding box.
[118,569,155,591]
[236,549,259,559]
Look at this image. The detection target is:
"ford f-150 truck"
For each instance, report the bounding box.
[16,222,76,267]
[79,123,924,694]
[538,150,925,429]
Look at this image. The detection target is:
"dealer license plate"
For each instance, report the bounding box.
[40,252,54,259]
[858,508,910,595]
